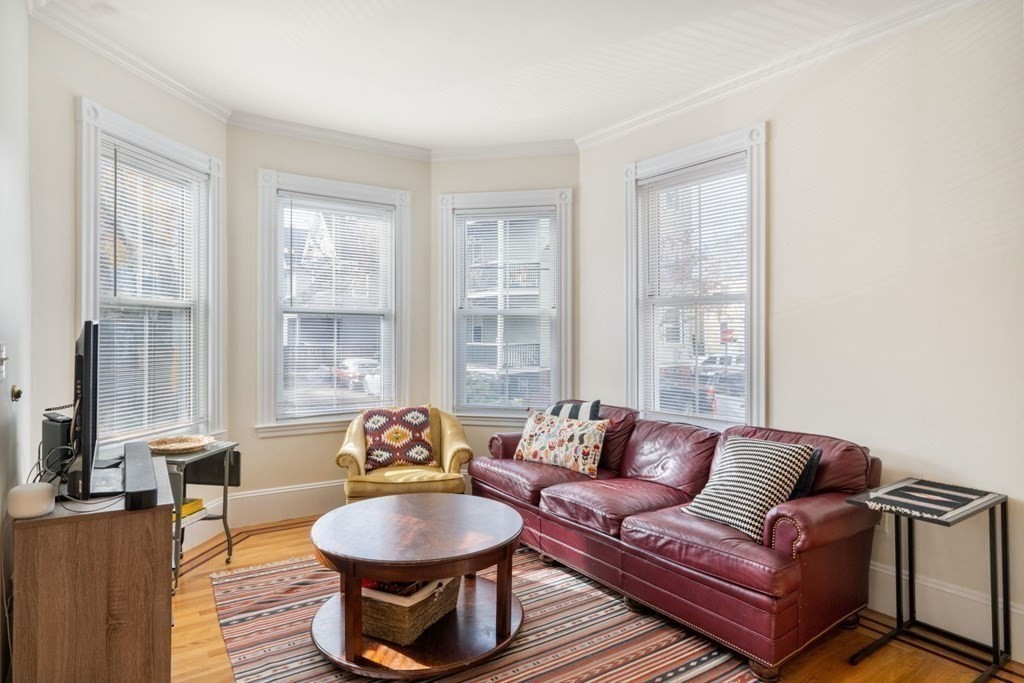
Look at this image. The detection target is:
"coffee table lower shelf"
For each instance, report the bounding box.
[311,577,524,680]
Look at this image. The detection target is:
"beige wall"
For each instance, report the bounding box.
[429,154,580,454]
[224,126,431,492]
[578,0,1024,648]
[1,0,32,669]
[28,20,227,449]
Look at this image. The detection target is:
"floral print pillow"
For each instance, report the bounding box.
[513,409,610,478]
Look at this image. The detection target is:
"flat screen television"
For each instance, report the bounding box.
[65,320,122,499]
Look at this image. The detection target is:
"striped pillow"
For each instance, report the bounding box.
[545,400,601,421]
[683,437,814,540]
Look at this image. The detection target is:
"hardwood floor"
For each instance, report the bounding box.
[172,518,1024,682]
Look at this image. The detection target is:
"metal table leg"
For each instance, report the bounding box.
[168,467,185,594]
[222,450,233,563]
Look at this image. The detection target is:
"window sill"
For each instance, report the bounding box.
[255,418,354,438]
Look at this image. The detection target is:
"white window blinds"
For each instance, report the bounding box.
[455,208,558,411]
[96,138,210,443]
[638,151,751,423]
[274,191,396,419]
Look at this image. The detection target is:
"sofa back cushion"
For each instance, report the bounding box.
[620,420,720,495]
[715,425,872,494]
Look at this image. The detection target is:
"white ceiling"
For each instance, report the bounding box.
[34,0,958,150]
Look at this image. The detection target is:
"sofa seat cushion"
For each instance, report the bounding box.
[620,508,800,598]
[468,457,616,506]
[345,466,464,501]
[540,479,690,537]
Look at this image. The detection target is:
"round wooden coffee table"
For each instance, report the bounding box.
[310,493,524,680]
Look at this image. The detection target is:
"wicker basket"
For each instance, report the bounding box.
[361,578,461,646]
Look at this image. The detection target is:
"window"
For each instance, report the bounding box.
[257,171,410,435]
[440,189,572,421]
[627,124,765,426]
[78,98,222,446]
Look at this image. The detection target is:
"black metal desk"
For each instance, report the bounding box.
[164,440,240,592]
[847,478,1009,682]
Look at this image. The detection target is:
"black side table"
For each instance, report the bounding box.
[165,440,241,592]
[847,478,1009,682]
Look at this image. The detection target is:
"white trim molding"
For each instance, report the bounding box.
[76,96,225,437]
[576,0,989,149]
[31,3,230,122]
[438,188,574,420]
[626,123,766,429]
[230,111,431,162]
[256,169,412,438]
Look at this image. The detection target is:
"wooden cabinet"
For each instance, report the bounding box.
[13,459,173,682]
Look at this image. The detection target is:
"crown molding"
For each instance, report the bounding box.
[431,139,578,162]
[229,111,431,162]
[28,0,231,122]
[576,0,990,149]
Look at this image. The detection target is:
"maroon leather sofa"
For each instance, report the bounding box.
[468,404,881,681]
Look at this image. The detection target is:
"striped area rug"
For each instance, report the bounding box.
[211,549,755,683]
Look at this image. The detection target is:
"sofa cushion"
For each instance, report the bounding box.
[716,426,871,495]
[468,456,617,506]
[619,420,719,493]
[620,508,800,598]
[514,410,610,478]
[540,479,690,537]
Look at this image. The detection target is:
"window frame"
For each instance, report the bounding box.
[438,188,573,425]
[256,170,411,437]
[626,123,766,428]
[76,96,224,447]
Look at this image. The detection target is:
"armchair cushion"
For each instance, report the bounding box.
[362,405,436,471]
[344,465,464,502]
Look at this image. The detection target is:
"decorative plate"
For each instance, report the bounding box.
[148,435,215,455]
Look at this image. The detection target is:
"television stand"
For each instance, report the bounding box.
[13,457,173,682]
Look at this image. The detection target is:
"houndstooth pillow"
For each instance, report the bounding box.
[683,437,814,539]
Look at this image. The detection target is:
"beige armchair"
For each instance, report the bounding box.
[336,407,473,504]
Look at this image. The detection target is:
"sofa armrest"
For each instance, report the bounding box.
[488,433,522,459]
[438,409,473,474]
[335,418,366,477]
[762,492,880,558]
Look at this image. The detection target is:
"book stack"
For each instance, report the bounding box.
[175,497,204,521]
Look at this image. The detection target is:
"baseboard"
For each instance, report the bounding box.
[181,479,344,551]
[868,560,1022,657]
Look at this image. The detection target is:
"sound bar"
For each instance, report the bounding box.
[124,442,158,510]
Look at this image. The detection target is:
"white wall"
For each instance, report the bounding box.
[28,20,227,449]
[222,125,431,495]
[0,0,33,673]
[430,154,580,454]
[577,0,1024,652]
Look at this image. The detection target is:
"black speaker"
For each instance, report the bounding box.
[41,413,73,482]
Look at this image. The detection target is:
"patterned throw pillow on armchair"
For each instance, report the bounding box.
[361,405,438,471]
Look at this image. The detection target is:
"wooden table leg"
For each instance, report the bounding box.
[344,573,362,662]
[496,547,513,639]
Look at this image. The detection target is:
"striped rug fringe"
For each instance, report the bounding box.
[210,548,755,683]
